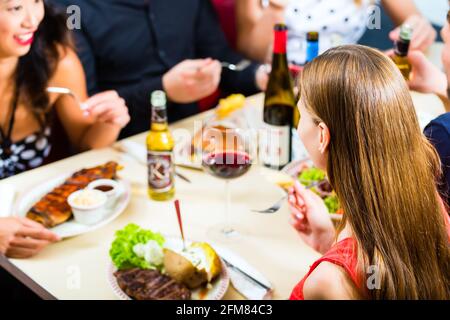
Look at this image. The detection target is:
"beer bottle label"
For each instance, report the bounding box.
[260,124,290,168]
[147,151,174,193]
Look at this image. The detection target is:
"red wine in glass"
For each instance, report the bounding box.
[202,151,252,179]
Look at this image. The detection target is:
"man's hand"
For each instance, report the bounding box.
[255,64,269,91]
[0,217,60,259]
[441,21,450,89]
[162,58,222,103]
[407,50,447,96]
[389,14,436,52]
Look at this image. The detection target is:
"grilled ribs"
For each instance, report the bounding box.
[26,161,119,228]
[114,268,191,300]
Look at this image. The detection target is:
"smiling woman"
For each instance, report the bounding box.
[0,0,69,178]
[0,0,130,180]
[0,0,130,262]
[0,0,45,54]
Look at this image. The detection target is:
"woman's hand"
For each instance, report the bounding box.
[288,181,335,254]
[84,91,130,129]
[0,217,60,258]
[389,14,436,52]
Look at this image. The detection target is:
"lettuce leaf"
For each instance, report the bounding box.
[298,167,326,184]
[324,194,340,213]
[109,223,165,270]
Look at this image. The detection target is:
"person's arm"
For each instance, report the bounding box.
[235,0,285,62]
[382,0,436,51]
[424,117,450,173]
[195,0,265,96]
[50,47,129,151]
[381,0,420,25]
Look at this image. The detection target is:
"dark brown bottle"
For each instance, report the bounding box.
[261,24,296,170]
[392,24,412,81]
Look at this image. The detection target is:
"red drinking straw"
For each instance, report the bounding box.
[174,199,186,251]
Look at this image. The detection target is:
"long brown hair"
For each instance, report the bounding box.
[299,45,450,299]
[16,2,72,123]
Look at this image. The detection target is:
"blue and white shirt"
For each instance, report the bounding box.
[284,0,375,64]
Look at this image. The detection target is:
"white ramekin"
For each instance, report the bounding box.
[87,179,120,209]
[68,189,107,225]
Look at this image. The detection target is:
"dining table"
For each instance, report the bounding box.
[0,88,446,300]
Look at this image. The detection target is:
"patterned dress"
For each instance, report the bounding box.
[0,127,52,180]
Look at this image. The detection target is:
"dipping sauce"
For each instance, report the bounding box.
[95,185,114,192]
[70,189,105,207]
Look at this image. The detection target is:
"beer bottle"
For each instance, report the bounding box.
[147,91,175,201]
[392,24,413,81]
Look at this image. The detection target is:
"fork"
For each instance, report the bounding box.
[221,59,251,71]
[252,181,321,214]
[47,87,87,110]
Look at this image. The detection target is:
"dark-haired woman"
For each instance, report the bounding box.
[0,0,130,180]
[0,0,129,258]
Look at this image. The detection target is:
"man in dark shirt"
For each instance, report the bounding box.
[424,114,450,206]
[408,15,450,207]
[52,0,267,137]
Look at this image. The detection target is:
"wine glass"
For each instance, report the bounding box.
[201,126,253,241]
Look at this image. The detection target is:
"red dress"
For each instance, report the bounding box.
[290,207,450,300]
[289,238,361,300]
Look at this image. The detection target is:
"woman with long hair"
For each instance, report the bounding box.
[0,0,130,180]
[0,0,129,258]
[289,45,450,299]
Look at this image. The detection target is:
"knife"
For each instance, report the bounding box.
[222,257,271,291]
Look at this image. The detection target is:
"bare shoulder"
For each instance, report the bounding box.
[51,45,83,81]
[302,261,359,300]
[49,45,87,99]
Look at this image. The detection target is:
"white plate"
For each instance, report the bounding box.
[108,237,230,300]
[282,159,342,222]
[14,174,131,238]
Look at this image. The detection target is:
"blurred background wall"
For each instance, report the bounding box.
[415,0,449,27]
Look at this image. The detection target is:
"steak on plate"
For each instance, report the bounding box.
[114,268,191,300]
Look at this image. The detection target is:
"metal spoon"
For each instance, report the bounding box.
[46,87,87,110]
[221,59,251,71]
